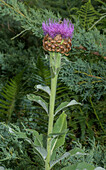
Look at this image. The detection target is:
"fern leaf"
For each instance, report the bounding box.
[0,99,10,105]
[77,0,99,30]
[0,92,13,101]
[0,109,8,114]
[0,104,10,109]
[0,72,24,122]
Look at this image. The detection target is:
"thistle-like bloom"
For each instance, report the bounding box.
[42,19,74,39]
[42,19,74,55]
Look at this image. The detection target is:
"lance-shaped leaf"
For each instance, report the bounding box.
[25,138,47,161]
[35,84,51,96]
[15,132,46,161]
[26,129,43,147]
[69,147,87,156]
[61,162,95,170]
[50,152,70,169]
[27,94,48,114]
[51,112,67,155]
[34,146,47,160]
[49,130,68,138]
[55,100,82,116]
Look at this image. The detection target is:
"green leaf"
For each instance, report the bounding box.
[49,130,68,138]
[51,112,67,155]
[0,99,10,105]
[62,164,77,170]
[8,126,27,138]
[76,162,95,170]
[9,129,27,139]
[0,109,8,114]
[0,104,10,109]
[77,0,99,30]
[0,157,13,162]
[34,146,47,160]
[14,132,27,138]
[50,152,70,168]
[26,129,43,147]
[0,166,4,170]
[62,162,95,170]
[94,168,105,170]
[27,94,48,114]
[55,100,82,116]
[25,138,47,161]
[69,147,87,156]
[0,71,24,122]
[35,84,51,96]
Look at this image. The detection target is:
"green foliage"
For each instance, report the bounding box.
[26,129,43,147]
[59,57,106,100]
[94,0,106,6]
[22,55,76,134]
[59,57,105,142]
[23,0,105,33]
[35,85,51,96]
[27,94,49,114]
[0,0,105,169]
[0,0,60,38]
[77,0,99,30]
[55,100,82,116]
[0,28,41,87]
[26,81,83,137]
[62,162,95,170]
[23,0,82,18]
[0,123,105,169]
[0,123,44,169]
[73,22,106,57]
[88,0,106,33]
[0,121,70,169]
[0,72,25,122]
[54,139,105,169]
[51,112,67,154]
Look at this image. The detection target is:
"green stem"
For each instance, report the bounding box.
[45,52,61,170]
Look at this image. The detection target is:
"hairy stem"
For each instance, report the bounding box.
[45,52,61,170]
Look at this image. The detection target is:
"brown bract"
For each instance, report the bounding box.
[43,34,72,56]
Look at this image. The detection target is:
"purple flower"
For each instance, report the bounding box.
[42,19,74,39]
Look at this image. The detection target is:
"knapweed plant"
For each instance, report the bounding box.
[1,18,103,170]
[27,19,81,170]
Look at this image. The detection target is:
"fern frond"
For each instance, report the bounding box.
[0,72,24,122]
[77,0,99,30]
[95,0,106,6]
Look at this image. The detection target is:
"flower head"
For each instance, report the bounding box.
[42,19,74,39]
[42,19,74,55]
